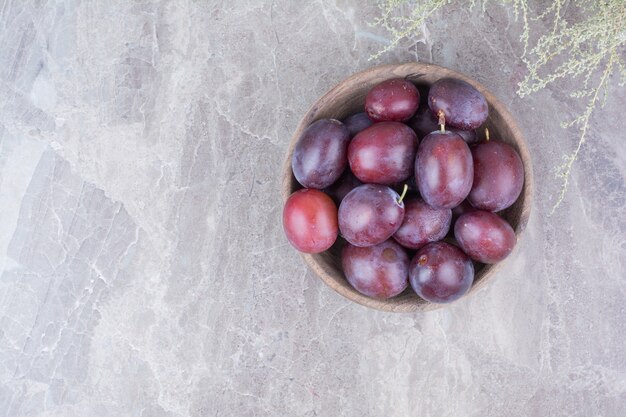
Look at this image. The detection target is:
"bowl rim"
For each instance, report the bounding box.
[281,62,534,312]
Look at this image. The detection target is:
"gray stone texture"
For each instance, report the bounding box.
[0,1,624,416]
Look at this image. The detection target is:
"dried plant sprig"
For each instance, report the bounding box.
[550,51,620,213]
[369,0,452,60]
[516,1,625,212]
[509,0,531,56]
[372,0,626,213]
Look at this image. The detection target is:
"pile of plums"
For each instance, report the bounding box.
[283,77,524,304]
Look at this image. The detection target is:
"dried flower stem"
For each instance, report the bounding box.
[551,52,617,214]
[371,0,626,213]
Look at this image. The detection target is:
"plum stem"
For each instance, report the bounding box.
[485,128,490,141]
[397,184,408,204]
[437,110,445,132]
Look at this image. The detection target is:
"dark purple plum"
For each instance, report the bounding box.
[283,189,338,254]
[454,210,516,264]
[342,239,409,299]
[409,242,474,303]
[365,78,420,122]
[415,130,473,209]
[342,112,374,137]
[291,119,350,189]
[429,78,488,130]
[323,170,362,206]
[450,128,478,144]
[393,198,451,250]
[468,140,524,212]
[348,122,418,185]
[451,200,477,223]
[338,184,405,247]
[408,105,440,138]
[409,106,478,143]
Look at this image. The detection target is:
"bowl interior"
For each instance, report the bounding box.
[282,63,533,312]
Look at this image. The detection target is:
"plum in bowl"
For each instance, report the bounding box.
[281,63,533,312]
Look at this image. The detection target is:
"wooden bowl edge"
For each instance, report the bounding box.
[281,63,534,313]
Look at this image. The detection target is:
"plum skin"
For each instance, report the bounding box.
[283,189,338,253]
[365,78,420,122]
[338,184,405,247]
[409,242,474,303]
[343,112,374,137]
[342,239,409,299]
[468,140,524,212]
[415,130,474,209]
[291,119,351,189]
[393,198,452,250]
[348,122,418,185]
[454,210,516,264]
[428,77,488,130]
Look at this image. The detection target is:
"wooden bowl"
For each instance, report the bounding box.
[281,63,533,312]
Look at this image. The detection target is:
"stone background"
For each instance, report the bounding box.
[0,1,624,416]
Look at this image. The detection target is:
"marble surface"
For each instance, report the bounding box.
[0,1,624,416]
